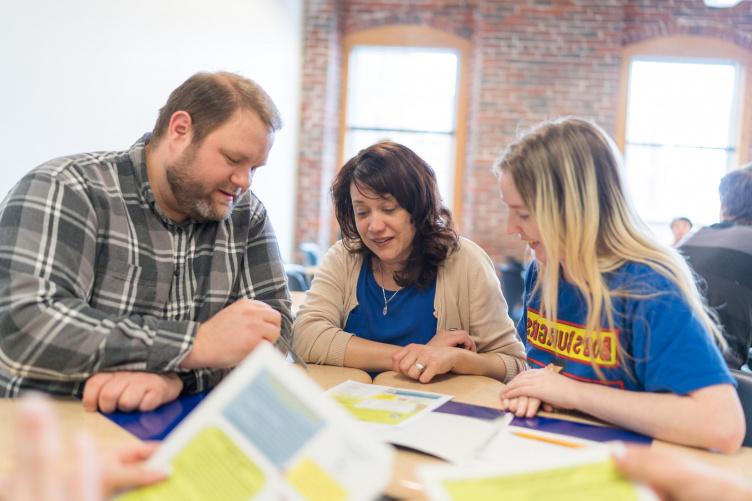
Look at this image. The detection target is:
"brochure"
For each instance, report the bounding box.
[327,380,518,464]
[419,446,657,501]
[326,380,451,427]
[118,343,393,501]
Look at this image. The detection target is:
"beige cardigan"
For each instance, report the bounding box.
[292,237,527,382]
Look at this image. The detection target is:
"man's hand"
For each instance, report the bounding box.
[180,299,281,369]
[82,372,183,413]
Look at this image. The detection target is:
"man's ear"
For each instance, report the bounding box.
[167,111,193,143]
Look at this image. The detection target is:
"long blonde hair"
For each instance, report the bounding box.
[493,117,725,373]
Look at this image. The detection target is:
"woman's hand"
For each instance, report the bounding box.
[500,368,580,414]
[428,329,476,351]
[392,344,461,383]
[500,395,555,418]
[501,396,541,418]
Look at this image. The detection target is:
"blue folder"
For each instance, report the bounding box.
[103,393,208,441]
[434,400,652,444]
[104,392,651,445]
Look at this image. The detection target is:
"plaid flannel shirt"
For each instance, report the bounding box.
[0,135,292,397]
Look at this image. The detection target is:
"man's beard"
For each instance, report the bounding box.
[165,145,235,222]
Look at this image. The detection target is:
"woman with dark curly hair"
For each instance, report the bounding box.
[292,141,526,383]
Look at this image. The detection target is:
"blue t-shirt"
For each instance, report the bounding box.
[519,261,733,394]
[344,256,437,346]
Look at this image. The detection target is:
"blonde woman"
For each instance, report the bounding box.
[495,117,745,453]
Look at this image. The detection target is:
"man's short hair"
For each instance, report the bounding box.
[671,216,692,228]
[719,164,752,224]
[151,71,282,145]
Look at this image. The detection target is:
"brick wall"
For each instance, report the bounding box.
[295,0,752,263]
[469,1,624,260]
[342,0,477,37]
[294,0,342,262]
[623,0,752,48]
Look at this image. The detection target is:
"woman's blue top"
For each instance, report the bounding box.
[343,256,437,346]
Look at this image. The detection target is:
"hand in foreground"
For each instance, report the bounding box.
[181,299,281,369]
[83,372,183,413]
[428,329,476,352]
[101,442,168,497]
[392,344,460,383]
[1,394,167,501]
[613,445,752,501]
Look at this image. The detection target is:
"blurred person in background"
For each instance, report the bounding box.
[670,217,693,247]
[680,164,752,369]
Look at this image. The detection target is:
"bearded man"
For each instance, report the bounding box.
[0,72,292,411]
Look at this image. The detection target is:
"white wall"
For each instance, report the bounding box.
[0,0,302,261]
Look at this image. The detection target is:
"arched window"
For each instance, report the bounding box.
[339,26,471,222]
[616,36,752,239]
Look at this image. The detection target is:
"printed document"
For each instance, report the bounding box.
[327,380,451,426]
[118,343,393,501]
[419,446,657,501]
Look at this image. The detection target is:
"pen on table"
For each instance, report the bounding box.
[510,430,583,449]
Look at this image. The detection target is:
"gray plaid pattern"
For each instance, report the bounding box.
[0,135,292,397]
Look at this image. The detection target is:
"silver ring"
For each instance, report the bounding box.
[415,362,426,373]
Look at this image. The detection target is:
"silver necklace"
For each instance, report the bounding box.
[378,262,400,316]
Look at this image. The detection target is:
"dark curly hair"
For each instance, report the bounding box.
[331,141,459,289]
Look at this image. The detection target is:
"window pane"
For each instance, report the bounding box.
[344,129,455,207]
[346,46,458,133]
[624,143,727,226]
[626,60,738,148]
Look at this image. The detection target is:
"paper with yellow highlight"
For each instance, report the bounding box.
[117,344,393,501]
[420,448,657,501]
[327,380,451,426]
[286,457,347,501]
[443,460,638,501]
[118,426,265,501]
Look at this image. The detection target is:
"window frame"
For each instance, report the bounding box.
[339,25,472,224]
[616,35,752,167]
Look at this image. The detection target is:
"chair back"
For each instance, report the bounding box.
[731,368,752,447]
[284,264,309,292]
[299,242,321,267]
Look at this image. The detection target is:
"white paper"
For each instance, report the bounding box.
[374,412,513,464]
[117,343,393,501]
[326,380,451,427]
[419,445,658,501]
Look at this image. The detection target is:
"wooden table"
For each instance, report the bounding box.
[374,371,503,407]
[1,367,750,499]
[303,363,372,389]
